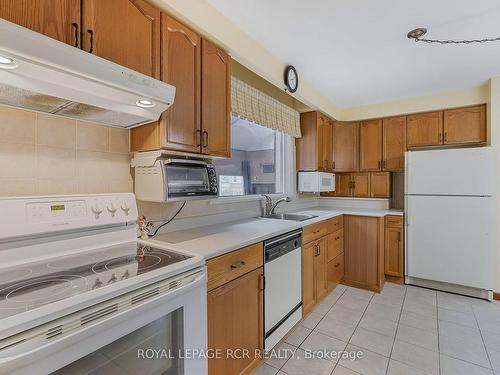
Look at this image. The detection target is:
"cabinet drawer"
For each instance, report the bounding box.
[303,221,328,244]
[328,252,344,289]
[326,215,343,233]
[327,229,344,262]
[206,243,263,291]
[385,215,403,228]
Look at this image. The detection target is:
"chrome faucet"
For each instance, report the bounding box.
[262,195,292,216]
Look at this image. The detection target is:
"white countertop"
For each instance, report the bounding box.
[146,207,403,260]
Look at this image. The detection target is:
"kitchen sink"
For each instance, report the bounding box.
[263,213,318,222]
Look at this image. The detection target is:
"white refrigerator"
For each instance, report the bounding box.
[405,147,495,300]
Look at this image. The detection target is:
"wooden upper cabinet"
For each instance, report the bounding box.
[322,119,334,172]
[333,122,358,172]
[0,0,80,46]
[334,173,353,197]
[201,38,231,157]
[160,14,201,153]
[383,116,406,171]
[443,105,486,145]
[353,173,370,198]
[370,172,391,198]
[296,112,333,171]
[407,111,443,148]
[82,0,160,78]
[359,119,382,171]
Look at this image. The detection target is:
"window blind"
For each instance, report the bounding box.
[231,76,301,138]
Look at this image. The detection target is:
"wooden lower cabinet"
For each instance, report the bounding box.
[207,267,263,375]
[315,237,329,302]
[327,252,344,290]
[384,216,404,279]
[302,241,316,315]
[344,215,385,292]
[302,233,330,315]
[327,229,344,290]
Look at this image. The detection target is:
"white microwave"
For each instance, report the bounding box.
[298,171,335,193]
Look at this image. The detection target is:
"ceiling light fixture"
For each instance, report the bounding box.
[407,27,500,44]
[0,55,18,69]
[135,99,155,108]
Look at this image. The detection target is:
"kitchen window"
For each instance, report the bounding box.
[214,116,286,197]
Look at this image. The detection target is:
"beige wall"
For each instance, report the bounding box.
[232,60,310,113]
[339,84,490,121]
[0,106,133,196]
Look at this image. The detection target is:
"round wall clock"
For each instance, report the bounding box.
[284,65,298,93]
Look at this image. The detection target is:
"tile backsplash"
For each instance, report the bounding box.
[0,106,133,197]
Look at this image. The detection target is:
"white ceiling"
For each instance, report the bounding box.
[231,117,275,151]
[208,0,500,107]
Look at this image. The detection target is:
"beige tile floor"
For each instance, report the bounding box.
[253,283,500,375]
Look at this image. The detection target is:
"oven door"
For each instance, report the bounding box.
[164,160,217,200]
[0,269,207,375]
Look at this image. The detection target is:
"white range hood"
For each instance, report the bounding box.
[0,19,175,128]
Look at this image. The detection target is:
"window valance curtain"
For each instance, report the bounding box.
[231,76,301,138]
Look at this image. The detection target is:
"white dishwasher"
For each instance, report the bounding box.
[264,229,302,350]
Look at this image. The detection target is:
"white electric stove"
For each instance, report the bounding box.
[0,194,207,375]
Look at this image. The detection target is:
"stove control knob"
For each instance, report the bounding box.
[92,278,103,289]
[121,201,131,216]
[91,201,104,219]
[107,202,117,217]
[108,273,117,284]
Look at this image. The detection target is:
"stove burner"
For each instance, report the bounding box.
[47,255,97,269]
[2,275,87,304]
[0,268,32,285]
[92,254,162,274]
[0,243,191,320]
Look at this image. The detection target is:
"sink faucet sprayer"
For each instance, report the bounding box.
[262,195,292,216]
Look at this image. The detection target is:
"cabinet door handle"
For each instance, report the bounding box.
[332,161,335,170]
[378,160,381,169]
[72,23,79,48]
[87,29,94,53]
[259,274,265,291]
[230,260,246,270]
[438,132,442,143]
[202,131,209,148]
[335,236,340,240]
[317,245,321,255]
[313,229,321,234]
[195,129,202,147]
[334,262,340,268]
[444,132,447,143]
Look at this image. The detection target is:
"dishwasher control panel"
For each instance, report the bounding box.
[264,230,302,262]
